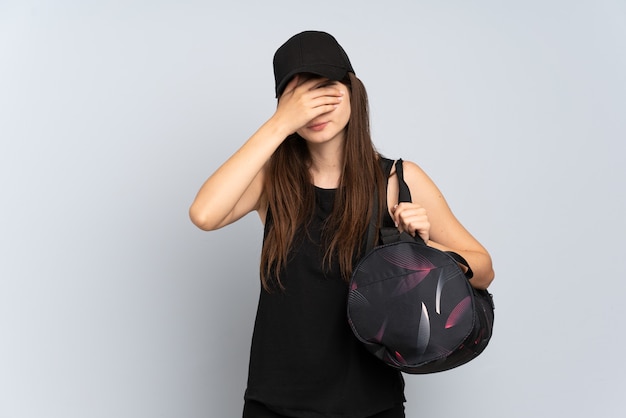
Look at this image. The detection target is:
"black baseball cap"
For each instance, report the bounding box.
[273,31,355,97]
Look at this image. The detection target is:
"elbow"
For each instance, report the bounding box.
[468,252,495,290]
[188,204,220,231]
[472,267,495,290]
[482,268,496,290]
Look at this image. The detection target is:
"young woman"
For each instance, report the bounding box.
[190,31,494,418]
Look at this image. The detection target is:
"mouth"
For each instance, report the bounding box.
[307,122,329,132]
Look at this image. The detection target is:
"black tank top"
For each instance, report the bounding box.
[244,159,405,418]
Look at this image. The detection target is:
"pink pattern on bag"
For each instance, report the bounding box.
[445,296,471,329]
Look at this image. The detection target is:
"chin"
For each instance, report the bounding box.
[299,128,345,145]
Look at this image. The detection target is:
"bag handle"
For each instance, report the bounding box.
[395,159,412,204]
[366,159,409,252]
[380,159,421,245]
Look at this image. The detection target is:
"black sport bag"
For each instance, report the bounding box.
[347,159,494,374]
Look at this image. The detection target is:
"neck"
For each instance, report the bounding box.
[307,141,344,189]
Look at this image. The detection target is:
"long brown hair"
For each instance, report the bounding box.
[260,73,386,291]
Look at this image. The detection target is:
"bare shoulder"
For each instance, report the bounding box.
[399,159,429,179]
[394,159,444,203]
[385,159,441,210]
[388,159,430,180]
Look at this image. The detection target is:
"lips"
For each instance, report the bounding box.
[307,122,329,132]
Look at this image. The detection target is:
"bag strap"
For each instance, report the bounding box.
[395,159,412,204]
[379,159,413,245]
[366,158,409,252]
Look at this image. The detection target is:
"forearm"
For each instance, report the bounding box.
[189,118,290,230]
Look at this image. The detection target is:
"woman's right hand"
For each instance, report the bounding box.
[272,75,345,135]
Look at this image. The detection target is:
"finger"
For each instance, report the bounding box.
[308,95,343,111]
[312,104,341,116]
[392,203,413,226]
[310,85,345,100]
[390,204,399,227]
[412,218,430,241]
[394,204,429,236]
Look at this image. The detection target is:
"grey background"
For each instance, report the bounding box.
[1,0,625,417]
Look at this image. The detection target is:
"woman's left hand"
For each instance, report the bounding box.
[391,202,430,244]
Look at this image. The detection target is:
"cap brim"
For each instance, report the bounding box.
[275,65,349,98]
